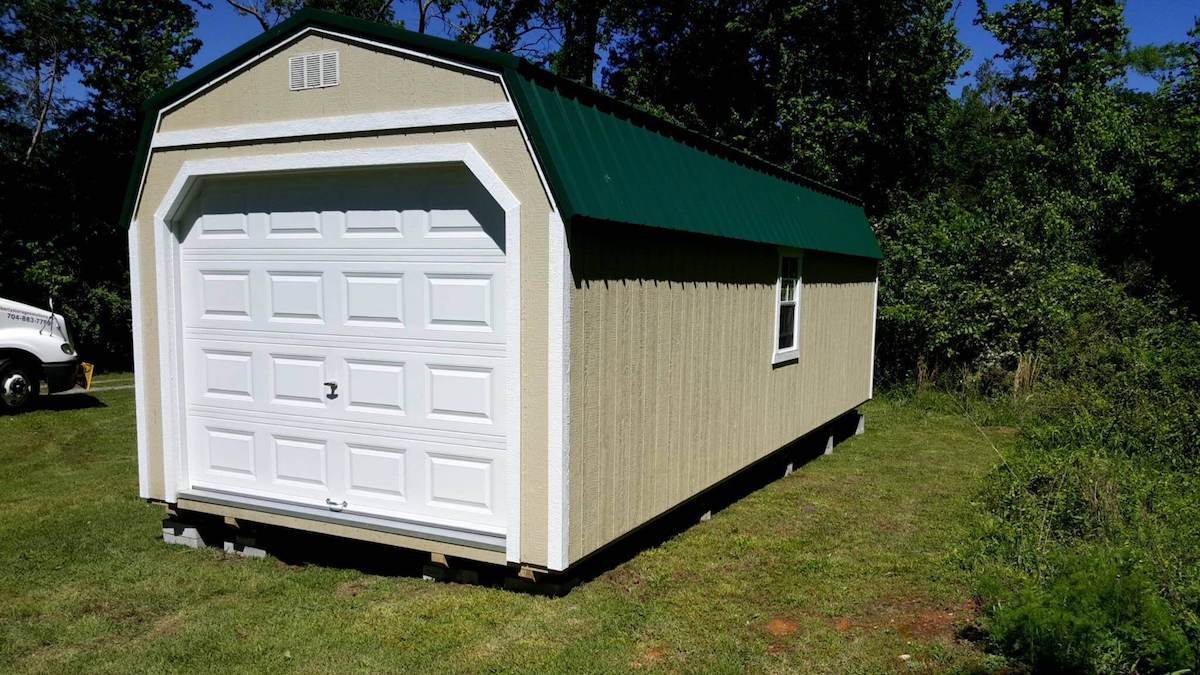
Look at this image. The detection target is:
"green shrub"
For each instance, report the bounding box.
[984,550,1194,673]
[957,271,1200,671]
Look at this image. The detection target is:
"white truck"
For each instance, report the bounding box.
[0,297,91,412]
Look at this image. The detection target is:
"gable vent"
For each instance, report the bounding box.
[288,51,339,91]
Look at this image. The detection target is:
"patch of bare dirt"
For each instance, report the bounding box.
[764,618,799,637]
[763,617,800,655]
[630,645,669,669]
[897,606,961,640]
[828,597,978,643]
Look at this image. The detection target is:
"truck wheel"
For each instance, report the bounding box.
[0,359,39,412]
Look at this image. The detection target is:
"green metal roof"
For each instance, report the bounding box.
[123,9,881,260]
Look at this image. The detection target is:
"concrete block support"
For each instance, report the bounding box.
[162,518,209,549]
[224,535,267,558]
[422,553,482,584]
[163,514,266,558]
[855,414,866,436]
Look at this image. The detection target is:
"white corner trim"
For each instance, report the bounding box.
[151,143,523,563]
[504,177,522,568]
[547,210,570,571]
[153,203,181,503]
[128,224,151,499]
[869,276,879,398]
[150,102,518,149]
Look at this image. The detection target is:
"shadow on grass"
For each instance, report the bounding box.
[562,408,865,589]
[169,408,866,595]
[1,394,106,416]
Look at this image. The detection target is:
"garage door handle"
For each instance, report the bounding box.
[324,381,338,399]
[325,498,347,512]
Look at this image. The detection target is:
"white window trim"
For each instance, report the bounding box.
[771,250,803,365]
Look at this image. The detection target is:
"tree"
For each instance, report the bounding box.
[1124,18,1200,307]
[222,0,394,31]
[0,0,84,161]
[602,0,966,213]
[549,0,608,82]
[446,0,554,57]
[977,0,1128,133]
[973,0,1197,294]
[0,0,201,367]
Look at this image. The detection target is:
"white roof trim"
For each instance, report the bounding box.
[158,27,502,121]
[150,102,518,149]
[128,26,511,228]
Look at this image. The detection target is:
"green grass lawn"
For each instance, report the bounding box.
[0,383,1013,673]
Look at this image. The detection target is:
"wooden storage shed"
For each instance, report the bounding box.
[125,10,881,575]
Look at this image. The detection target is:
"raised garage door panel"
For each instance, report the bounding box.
[177,167,508,533]
[184,340,505,434]
[181,260,506,343]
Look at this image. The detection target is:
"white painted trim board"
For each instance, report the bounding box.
[150,143,522,563]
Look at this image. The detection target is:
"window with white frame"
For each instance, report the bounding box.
[774,253,801,362]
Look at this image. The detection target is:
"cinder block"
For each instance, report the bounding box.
[784,461,794,477]
[855,414,866,436]
[223,540,267,558]
[162,519,205,549]
[824,434,835,455]
[699,509,713,522]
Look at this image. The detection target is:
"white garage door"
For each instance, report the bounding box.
[177,166,509,536]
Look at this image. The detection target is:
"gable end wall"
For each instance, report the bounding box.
[130,34,551,567]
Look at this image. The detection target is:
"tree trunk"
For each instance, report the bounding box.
[25,55,60,164]
[224,0,271,32]
[556,1,603,84]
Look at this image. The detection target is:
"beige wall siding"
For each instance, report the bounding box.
[567,224,877,562]
[159,34,506,132]
[132,40,551,566]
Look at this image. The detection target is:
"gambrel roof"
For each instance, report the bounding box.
[123,9,881,260]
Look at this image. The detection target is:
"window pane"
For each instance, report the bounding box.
[780,279,795,302]
[778,304,795,350]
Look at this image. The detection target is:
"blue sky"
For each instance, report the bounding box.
[186,1,1198,96]
[948,0,1199,95]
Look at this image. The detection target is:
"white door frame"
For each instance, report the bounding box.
[152,143,523,562]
